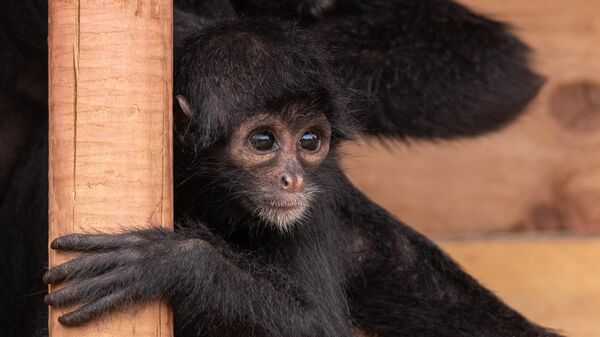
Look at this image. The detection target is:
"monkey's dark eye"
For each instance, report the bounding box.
[300,130,320,152]
[249,130,277,151]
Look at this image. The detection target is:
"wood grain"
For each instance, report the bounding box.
[441,236,600,337]
[343,0,600,235]
[48,0,174,336]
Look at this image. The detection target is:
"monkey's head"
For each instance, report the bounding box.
[174,19,352,230]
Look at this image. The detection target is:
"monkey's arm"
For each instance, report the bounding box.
[337,177,563,337]
[311,0,543,139]
[44,227,349,336]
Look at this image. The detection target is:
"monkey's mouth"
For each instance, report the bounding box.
[251,194,312,230]
[261,197,309,219]
[240,185,318,230]
[266,198,307,210]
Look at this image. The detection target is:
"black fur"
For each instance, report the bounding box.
[0,1,555,337]
[0,1,49,335]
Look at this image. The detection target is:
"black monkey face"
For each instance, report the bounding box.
[225,112,331,230]
[172,19,354,229]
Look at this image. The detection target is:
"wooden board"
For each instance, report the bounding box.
[48,0,174,336]
[441,236,600,337]
[343,0,600,235]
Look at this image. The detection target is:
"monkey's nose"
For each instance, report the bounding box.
[281,174,304,192]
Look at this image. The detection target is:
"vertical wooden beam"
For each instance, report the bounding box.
[48,0,174,336]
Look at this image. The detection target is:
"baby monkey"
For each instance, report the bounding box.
[44,16,561,337]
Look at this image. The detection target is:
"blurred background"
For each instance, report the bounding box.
[343,1,600,336]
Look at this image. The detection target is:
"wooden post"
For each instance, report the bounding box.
[48,0,174,336]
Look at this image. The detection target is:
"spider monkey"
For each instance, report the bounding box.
[1,1,558,337]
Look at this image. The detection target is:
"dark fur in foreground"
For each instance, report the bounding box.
[0,1,557,337]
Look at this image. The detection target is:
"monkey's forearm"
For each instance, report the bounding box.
[45,229,346,336]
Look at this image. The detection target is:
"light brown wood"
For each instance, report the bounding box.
[343,0,600,235]
[441,236,600,337]
[48,0,174,336]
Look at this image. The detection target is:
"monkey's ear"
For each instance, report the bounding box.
[176,95,194,119]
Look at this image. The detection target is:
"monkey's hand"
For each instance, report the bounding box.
[44,227,345,336]
[43,228,208,326]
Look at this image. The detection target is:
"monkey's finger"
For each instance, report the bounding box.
[43,252,124,284]
[44,272,128,307]
[51,233,144,251]
[57,288,132,326]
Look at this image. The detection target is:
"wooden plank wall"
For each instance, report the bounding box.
[343,0,600,235]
